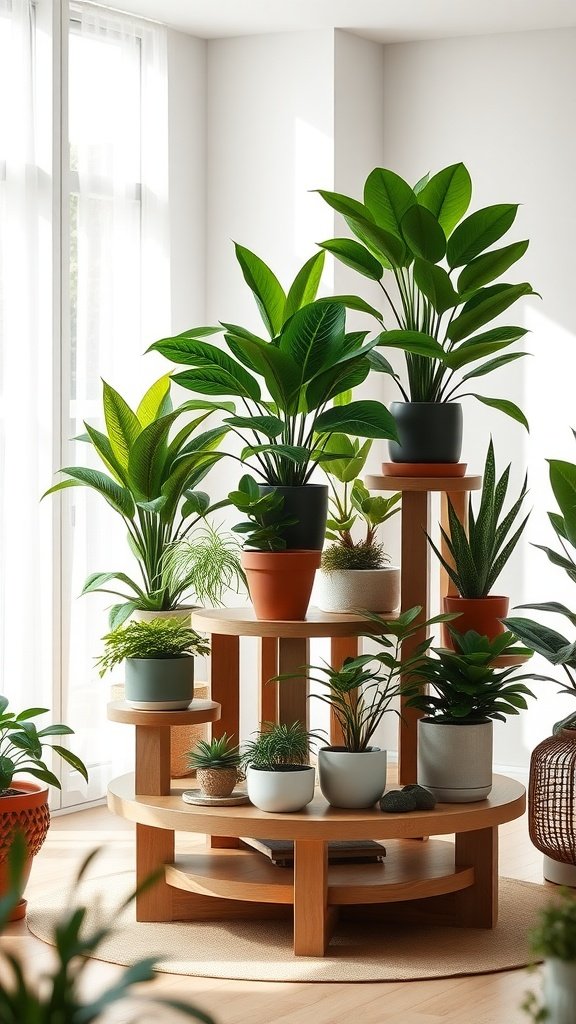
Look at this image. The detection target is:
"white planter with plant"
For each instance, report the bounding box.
[242,723,317,812]
[406,629,547,803]
[316,436,400,613]
[187,734,242,799]
[97,618,210,710]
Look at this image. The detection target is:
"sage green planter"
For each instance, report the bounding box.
[124,656,195,710]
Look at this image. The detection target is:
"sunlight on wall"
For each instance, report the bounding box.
[294,117,334,284]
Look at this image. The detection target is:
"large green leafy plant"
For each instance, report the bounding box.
[44,376,230,627]
[429,439,530,598]
[318,162,536,425]
[149,246,398,487]
[505,441,576,730]
[405,630,545,723]
[0,696,88,794]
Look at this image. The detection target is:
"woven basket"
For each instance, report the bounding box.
[0,788,50,863]
[529,728,576,865]
[110,682,211,778]
[197,768,240,798]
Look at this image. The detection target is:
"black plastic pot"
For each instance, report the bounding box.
[258,484,328,550]
[388,402,463,463]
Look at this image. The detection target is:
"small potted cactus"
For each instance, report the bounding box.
[187,734,242,798]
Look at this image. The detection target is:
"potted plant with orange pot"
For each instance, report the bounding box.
[428,439,530,643]
[0,697,88,919]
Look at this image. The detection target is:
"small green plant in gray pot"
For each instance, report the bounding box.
[187,734,242,798]
[241,722,320,812]
[315,434,401,613]
[97,618,210,710]
[405,629,547,802]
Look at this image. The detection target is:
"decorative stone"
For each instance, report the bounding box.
[402,784,437,810]
[379,790,418,813]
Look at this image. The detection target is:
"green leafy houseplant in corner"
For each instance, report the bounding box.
[318,161,537,463]
[0,697,88,919]
[187,734,242,799]
[315,434,401,613]
[241,722,320,813]
[43,375,231,628]
[97,617,210,711]
[149,244,399,552]
[428,438,530,643]
[0,842,216,1024]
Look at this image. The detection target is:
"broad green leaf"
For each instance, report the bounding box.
[413,172,430,195]
[128,409,185,499]
[172,366,258,402]
[279,301,345,385]
[549,460,576,546]
[241,444,310,465]
[102,381,141,471]
[316,188,372,224]
[413,260,460,314]
[418,163,472,236]
[81,571,143,598]
[225,415,284,438]
[315,400,398,440]
[154,337,261,401]
[304,355,370,410]
[229,334,301,411]
[472,395,529,431]
[83,422,127,485]
[318,238,383,280]
[57,467,135,517]
[345,213,407,268]
[517,602,576,629]
[400,204,446,263]
[321,294,384,322]
[460,351,527,382]
[136,374,172,427]
[284,251,325,320]
[160,452,222,523]
[457,240,529,293]
[502,617,570,661]
[447,283,534,343]
[52,744,89,781]
[363,167,416,237]
[173,326,222,340]
[443,326,528,369]
[366,349,400,378]
[447,204,519,268]
[234,242,286,338]
[378,330,446,359]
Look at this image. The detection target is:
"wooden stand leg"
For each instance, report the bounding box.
[293,840,336,956]
[329,637,359,745]
[455,825,498,927]
[209,634,240,850]
[399,490,430,784]
[259,636,278,725]
[135,726,170,795]
[135,823,175,921]
[277,637,309,728]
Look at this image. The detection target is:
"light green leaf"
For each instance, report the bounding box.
[234,242,286,338]
[400,204,446,263]
[102,381,142,471]
[136,374,172,427]
[457,240,529,293]
[56,467,135,517]
[363,167,416,238]
[418,163,472,236]
[447,204,519,268]
[472,395,529,431]
[318,238,383,280]
[284,251,325,320]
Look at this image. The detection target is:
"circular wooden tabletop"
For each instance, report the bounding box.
[108,773,525,841]
[191,606,398,638]
[366,473,482,493]
[107,699,221,727]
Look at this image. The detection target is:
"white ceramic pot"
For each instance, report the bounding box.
[318,747,387,808]
[315,567,400,614]
[417,719,493,802]
[543,856,576,887]
[132,607,195,625]
[246,765,315,813]
[543,959,576,1024]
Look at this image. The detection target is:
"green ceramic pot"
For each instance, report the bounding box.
[124,656,194,710]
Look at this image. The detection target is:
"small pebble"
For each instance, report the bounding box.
[379,790,418,813]
[402,784,437,810]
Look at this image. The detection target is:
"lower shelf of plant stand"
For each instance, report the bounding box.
[164,840,475,905]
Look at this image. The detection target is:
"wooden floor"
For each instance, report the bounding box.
[1,790,549,1024]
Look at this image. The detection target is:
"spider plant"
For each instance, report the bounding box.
[160,523,247,607]
[241,722,320,770]
[318,162,536,427]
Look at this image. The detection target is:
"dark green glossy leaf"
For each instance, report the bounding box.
[363,167,416,237]
[234,242,286,338]
[549,460,576,546]
[284,251,325,320]
[315,400,398,440]
[447,204,519,268]
[447,283,534,343]
[413,260,459,314]
[460,351,526,382]
[400,204,446,263]
[225,415,284,438]
[378,330,446,359]
[279,301,345,383]
[318,238,383,280]
[55,468,135,517]
[417,162,472,236]
[472,395,529,431]
[457,240,529,292]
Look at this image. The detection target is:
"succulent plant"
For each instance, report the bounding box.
[187,734,241,771]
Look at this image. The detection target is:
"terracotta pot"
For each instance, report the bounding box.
[442,594,509,646]
[0,780,50,920]
[241,550,321,620]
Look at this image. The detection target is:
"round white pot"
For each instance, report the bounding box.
[543,856,576,887]
[315,567,400,614]
[132,607,196,626]
[246,765,315,813]
[543,959,576,1024]
[318,747,387,808]
[417,719,493,803]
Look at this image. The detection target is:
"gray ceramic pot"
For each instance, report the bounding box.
[417,719,493,802]
[388,401,463,463]
[124,656,195,710]
[318,747,387,808]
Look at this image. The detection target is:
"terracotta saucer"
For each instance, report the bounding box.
[381,462,467,478]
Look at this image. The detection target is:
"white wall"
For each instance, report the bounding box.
[379,28,576,769]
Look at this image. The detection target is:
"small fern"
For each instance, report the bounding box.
[321,542,387,572]
[96,618,210,676]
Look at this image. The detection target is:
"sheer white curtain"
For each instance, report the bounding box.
[62,3,170,804]
[0,1,54,711]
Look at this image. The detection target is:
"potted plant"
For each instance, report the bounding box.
[525,887,576,1024]
[228,473,320,620]
[428,439,530,641]
[158,522,246,617]
[0,842,215,1023]
[405,629,546,802]
[149,244,398,550]
[187,733,242,798]
[0,697,88,920]
[241,721,319,812]
[278,606,449,808]
[504,439,576,884]
[96,617,210,710]
[315,433,401,612]
[317,162,536,463]
[43,375,230,628]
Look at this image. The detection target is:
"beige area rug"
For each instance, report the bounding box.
[27,872,546,983]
